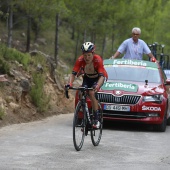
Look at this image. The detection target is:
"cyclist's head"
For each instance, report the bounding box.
[81,42,95,54]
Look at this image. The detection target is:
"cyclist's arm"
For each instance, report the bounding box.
[97,76,104,87]
[68,73,76,86]
[93,75,104,92]
[68,56,84,85]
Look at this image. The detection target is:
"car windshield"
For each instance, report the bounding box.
[105,66,161,83]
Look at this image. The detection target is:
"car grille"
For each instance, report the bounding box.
[96,93,141,105]
[103,110,147,119]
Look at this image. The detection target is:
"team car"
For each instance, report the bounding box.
[75,59,170,132]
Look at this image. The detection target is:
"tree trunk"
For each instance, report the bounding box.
[111,32,114,55]
[54,13,60,66]
[7,4,13,48]
[83,29,86,42]
[71,25,75,40]
[91,31,96,44]
[101,35,106,59]
[26,16,31,52]
[74,31,80,62]
[32,16,42,42]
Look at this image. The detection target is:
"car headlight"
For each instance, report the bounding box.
[143,94,163,103]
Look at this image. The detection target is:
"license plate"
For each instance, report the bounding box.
[104,105,130,111]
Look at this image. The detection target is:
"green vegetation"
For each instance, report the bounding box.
[0,43,52,113]
[0,0,170,66]
[0,44,31,70]
[28,53,51,112]
[0,107,5,119]
[0,58,10,74]
[0,0,169,114]
[30,73,51,113]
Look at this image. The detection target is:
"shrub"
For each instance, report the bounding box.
[30,73,50,112]
[0,107,5,120]
[0,58,10,74]
[0,44,31,69]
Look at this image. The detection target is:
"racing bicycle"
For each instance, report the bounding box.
[65,86,103,151]
[148,42,170,69]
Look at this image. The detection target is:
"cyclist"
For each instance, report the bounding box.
[65,42,108,129]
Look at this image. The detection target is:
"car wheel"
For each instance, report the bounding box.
[167,117,170,125]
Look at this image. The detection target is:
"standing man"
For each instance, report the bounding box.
[111,27,156,60]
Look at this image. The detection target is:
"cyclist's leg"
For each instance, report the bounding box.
[83,76,99,127]
[82,75,102,128]
[91,102,103,146]
[90,77,104,128]
[88,90,100,128]
[81,75,94,133]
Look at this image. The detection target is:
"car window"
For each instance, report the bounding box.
[164,70,170,79]
[160,69,167,83]
[105,66,161,83]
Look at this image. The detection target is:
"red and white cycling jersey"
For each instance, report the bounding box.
[72,54,108,79]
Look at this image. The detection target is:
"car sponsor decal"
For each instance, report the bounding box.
[104,59,157,68]
[113,60,147,66]
[101,82,138,92]
[142,105,161,111]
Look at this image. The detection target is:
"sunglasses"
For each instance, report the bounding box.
[133,33,140,36]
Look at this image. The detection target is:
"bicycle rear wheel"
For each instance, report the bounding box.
[91,102,103,146]
[73,101,85,151]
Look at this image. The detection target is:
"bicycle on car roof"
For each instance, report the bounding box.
[148,42,170,69]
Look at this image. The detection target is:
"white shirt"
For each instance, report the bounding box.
[118,38,151,60]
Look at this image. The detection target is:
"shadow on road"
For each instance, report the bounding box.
[103,120,156,132]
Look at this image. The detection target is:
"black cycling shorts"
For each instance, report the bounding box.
[82,74,99,88]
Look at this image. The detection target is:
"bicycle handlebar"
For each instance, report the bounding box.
[65,86,94,99]
[68,86,94,90]
[65,89,69,99]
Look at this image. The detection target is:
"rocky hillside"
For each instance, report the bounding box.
[0,51,81,128]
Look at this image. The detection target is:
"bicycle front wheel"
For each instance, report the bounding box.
[91,102,103,146]
[73,101,85,151]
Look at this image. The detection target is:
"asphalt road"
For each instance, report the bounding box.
[0,113,170,170]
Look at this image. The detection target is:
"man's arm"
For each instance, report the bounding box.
[147,53,155,58]
[111,51,121,59]
[111,40,128,59]
[147,53,157,62]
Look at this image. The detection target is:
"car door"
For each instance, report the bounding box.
[161,68,170,117]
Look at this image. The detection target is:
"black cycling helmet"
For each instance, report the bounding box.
[81,42,95,53]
